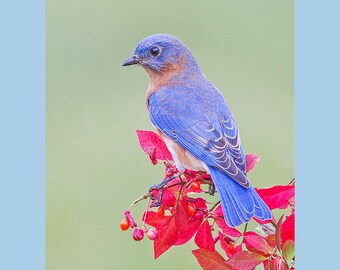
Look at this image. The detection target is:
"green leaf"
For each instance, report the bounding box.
[282,240,295,264]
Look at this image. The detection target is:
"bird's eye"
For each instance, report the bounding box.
[150,46,160,57]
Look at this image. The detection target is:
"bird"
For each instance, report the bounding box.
[122,34,272,227]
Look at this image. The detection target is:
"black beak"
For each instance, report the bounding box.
[122,55,139,66]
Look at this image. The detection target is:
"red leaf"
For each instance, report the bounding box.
[256,184,295,210]
[264,257,286,270]
[174,200,203,245]
[214,215,242,237]
[214,205,224,217]
[275,257,287,270]
[153,215,178,259]
[281,213,295,245]
[246,154,260,173]
[192,249,232,270]
[289,196,295,214]
[195,220,215,251]
[218,231,242,258]
[226,250,267,269]
[266,234,277,249]
[136,130,172,164]
[275,215,284,251]
[244,231,273,256]
[273,257,287,270]
[143,211,171,230]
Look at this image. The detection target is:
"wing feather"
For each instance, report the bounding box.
[149,87,249,187]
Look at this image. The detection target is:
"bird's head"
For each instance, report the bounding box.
[122,34,200,75]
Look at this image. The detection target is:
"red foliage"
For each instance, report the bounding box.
[195,220,215,251]
[281,213,295,245]
[243,231,274,256]
[120,130,295,270]
[246,154,260,173]
[136,130,172,164]
[226,250,267,269]
[192,249,232,270]
[256,184,295,210]
[153,215,178,258]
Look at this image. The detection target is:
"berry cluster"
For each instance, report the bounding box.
[120,130,295,270]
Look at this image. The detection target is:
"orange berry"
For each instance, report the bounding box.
[120,218,130,231]
[186,203,196,216]
[227,241,236,255]
[157,206,165,218]
[191,180,201,190]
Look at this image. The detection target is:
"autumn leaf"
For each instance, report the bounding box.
[174,199,203,245]
[275,215,284,252]
[256,184,295,210]
[245,154,260,173]
[281,213,295,245]
[195,219,215,251]
[282,239,295,265]
[192,249,232,270]
[143,211,171,230]
[136,130,172,164]
[153,215,178,259]
[214,213,242,237]
[218,231,242,258]
[264,257,287,270]
[226,250,267,269]
[244,231,273,256]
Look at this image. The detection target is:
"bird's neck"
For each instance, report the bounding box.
[145,60,202,107]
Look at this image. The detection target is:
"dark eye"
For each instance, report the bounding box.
[150,46,160,57]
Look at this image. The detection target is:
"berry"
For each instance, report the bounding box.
[132,227,144,241]
[146,228,158,240]
[124,210,137,228]
[193,210,204,220]
[120,218,130,231]
[227,241,236,255]
[191,180,201,190]
[157,206,165,218]
[186,203,196,216]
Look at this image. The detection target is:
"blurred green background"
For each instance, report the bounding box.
[46,1,294,269]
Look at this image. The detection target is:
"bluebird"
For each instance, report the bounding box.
[123,34,272,227]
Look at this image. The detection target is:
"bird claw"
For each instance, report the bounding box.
[208,183,216,195]
[148,173,181,207]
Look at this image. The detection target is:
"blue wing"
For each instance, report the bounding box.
[148,85,249,188]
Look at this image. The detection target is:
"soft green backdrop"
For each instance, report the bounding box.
[47,1,294,269]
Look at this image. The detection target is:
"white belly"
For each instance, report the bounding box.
[160,132,208,172]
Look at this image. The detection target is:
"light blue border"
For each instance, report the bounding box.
[0,1,45,269]
[296,0,340,269]
[1,0,340,269]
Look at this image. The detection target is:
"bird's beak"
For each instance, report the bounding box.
[122,55,139,66]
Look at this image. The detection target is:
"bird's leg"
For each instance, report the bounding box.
[149,173,181,207]
[208,182,216,195]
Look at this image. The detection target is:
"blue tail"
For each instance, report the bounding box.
[208,166,272,227]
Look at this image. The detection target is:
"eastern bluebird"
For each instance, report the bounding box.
[123,34,272,227]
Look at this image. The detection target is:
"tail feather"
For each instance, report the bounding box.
[208,166,272,227]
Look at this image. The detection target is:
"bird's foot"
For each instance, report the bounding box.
[208,183,216,195]
[149,173,181,207]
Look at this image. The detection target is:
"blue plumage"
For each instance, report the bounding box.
[123,34,272,227]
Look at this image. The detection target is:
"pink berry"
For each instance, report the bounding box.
[132,227,144,241]
[146,228,158,240]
